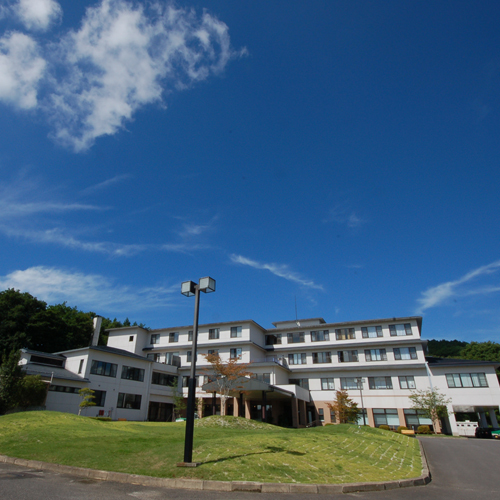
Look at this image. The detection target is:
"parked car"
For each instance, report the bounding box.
[475,427,492,439]
[492,429,500,439]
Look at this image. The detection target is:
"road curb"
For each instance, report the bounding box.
[0,442,431,494]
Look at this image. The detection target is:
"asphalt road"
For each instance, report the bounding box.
[1,437,499,500]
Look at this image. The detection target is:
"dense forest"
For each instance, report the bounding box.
[1,288,500,369]
[0,288,147,366]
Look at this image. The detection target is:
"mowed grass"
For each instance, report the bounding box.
[0,412,422,484]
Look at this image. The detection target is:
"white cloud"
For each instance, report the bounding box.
[35,0,242,151]
[14,0,62,31]
[230,254,324,290]
[0,266,177,311]
[0,31,45,109]
[416,260,500,313]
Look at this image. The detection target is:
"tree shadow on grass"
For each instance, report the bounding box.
[200,446,306,465]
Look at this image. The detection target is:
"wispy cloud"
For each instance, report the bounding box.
[416,260,500,314]
[230,254,324,290]
[324,206,366,228]
[0,266,177,311]
[0,0,246,151]
[80,174,132,195]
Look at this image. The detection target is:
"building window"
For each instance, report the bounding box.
[169,332,179,343]
[287,332,305,343]
[312,352,332,364]
[318,408,324,422]
[338,350,358,362]
[48,385,79,393]
[121,366,145,382]
[188,330,193,341]
[230,326,242,338]
[78,359,84,374]
[288,353,307,365]
[399,376,416,389]
[340,377,361,390]
[373,408,399,428]
[404,409,433,428]
[207,349,219,356]
[368,377,393,390]
[230,348,242,359]
[393,347,417,360]
[364,349,387,361]
[321,378,335,390]
[209,328,220,340]
[151,334,160,344]
[165,352,179,365]
[182,376,199,387]
[389,323,412,336]
[335,328,355,340]
[252,373,271,384]
[90,360,117,378]
[361,326,383,338]
[93,390,106,407]
[266,334,281,345]
[129,336,134,342]
[330,409,336,423]
[117,393,142,410]
[187,351,196,362]
[446,373,488,388]
[290,378,309,390]
[311,330,329,342]
[152,372,177,387]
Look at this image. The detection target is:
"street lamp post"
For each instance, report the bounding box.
[356,377,366,426]
[178,277,215,466]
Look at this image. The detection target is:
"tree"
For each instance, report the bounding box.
[459,341,500,362]
[0,350,24,414]
[326,390,359,424]
[427,339,468,358]
[17,375,48,409]
[78,388,96,416]
[203,353,252,416]
[409,388,451,434]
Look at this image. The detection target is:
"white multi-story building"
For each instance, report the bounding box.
[20,315,500,435]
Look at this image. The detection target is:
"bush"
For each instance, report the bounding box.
[397,426,408,433]
[417,425,432,434]
[378,424,391,431]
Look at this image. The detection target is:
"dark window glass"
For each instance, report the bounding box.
[90,360,117,378]
[121,366,145,382]
[117,393,141,410]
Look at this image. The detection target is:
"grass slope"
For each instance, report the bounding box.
[0,412,421,484]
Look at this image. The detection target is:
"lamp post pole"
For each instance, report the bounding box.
[357,378,366,426]
[178,277,215,466]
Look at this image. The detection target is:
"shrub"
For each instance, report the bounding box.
[378,424,391,431]
[417,425,432,434]
[397,426,408,433]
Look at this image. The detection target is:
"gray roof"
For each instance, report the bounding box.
[23,364,89,383]
[426,356,500,368]
[57,345,151,363]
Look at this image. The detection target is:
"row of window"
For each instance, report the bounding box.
[151,326,243,345]
[90,360,178,387]
[290,376,416,391]
[266,324,413,345]
[287,347,418,365]
[288,373,489,391]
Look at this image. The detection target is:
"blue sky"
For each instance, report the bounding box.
[1,0,499,342]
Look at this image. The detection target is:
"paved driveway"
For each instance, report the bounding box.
[1,437,499,499]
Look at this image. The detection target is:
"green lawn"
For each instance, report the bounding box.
[0,412,422,484]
